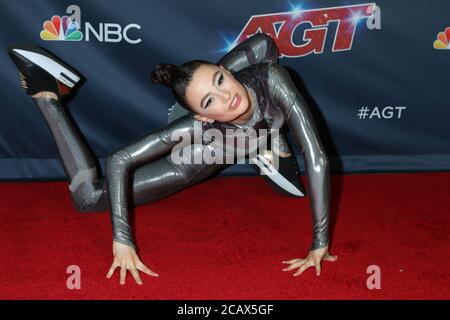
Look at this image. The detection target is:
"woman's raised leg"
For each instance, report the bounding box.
[7,44,227,214]
[7,44,108,212]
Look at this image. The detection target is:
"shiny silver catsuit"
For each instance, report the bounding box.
[31,34,330,251]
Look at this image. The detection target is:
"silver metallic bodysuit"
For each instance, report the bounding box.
[29,34,330,251]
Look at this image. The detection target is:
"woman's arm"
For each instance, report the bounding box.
[105,114,196,250]
[267,63,330,251]
[218,33,279,72]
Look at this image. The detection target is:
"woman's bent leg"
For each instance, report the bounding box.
[130,144,227,207]
[30,98,227,213]
[32,96,107,212]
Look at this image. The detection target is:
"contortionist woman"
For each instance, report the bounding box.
[7,33,337,285]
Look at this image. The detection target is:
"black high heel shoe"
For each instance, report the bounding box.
[7,43,81,98]
[251,150,306,197]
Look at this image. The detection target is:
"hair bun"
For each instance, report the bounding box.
[151,64,179,86]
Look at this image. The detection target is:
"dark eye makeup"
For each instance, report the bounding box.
[203,72,224,109]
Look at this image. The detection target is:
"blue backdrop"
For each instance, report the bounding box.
[1,0,449,179]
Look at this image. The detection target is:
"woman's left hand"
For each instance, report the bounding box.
[282,246,337,276]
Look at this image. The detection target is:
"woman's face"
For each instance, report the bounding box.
[185,64,251,123]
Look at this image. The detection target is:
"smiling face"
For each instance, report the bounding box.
[185,64,253,123]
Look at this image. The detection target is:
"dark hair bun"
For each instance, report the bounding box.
[151,64,179,86]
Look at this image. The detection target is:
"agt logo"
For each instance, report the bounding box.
[40,5,141,44]
[232,3,380,58]
[433,27,450,49]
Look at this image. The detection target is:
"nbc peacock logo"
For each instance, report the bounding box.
[40,15,83,41]
[433,27,450,49]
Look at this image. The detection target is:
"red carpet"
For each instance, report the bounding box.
[0,172,449,300]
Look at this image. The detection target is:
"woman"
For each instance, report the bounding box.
[7,33,337,285]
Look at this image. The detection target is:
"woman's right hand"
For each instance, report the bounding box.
[106,241,159,285]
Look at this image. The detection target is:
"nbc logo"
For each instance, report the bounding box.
[39,5,141,44]
[433,27,450,49]
[40,15,83,41]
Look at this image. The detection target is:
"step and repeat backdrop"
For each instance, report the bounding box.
[0,0,449,179]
